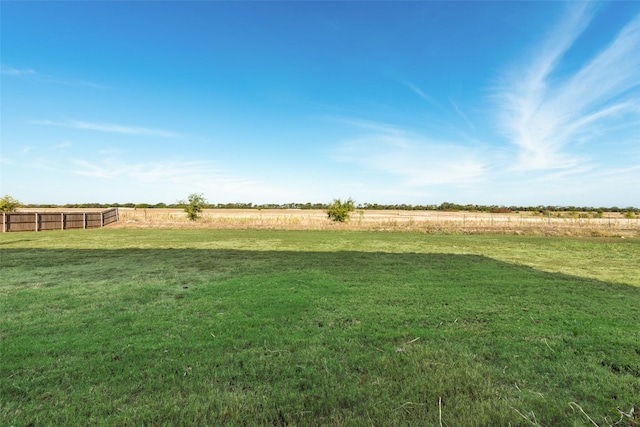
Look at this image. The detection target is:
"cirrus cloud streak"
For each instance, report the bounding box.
[334,120,486,187]
[35,120,181,138]
[495,4,640,171]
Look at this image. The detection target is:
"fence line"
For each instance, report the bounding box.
[1,208,119,232]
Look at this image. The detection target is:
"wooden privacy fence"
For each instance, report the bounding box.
[1,208,119,232]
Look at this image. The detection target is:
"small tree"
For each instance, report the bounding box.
[326,198,355,223]
[179,193,206,221]
[0,195,21,212]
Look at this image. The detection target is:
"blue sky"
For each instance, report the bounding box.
[1,1,639,207]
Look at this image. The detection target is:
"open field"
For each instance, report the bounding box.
[16,207,638,237]
[1,229,639,426]
[92,208,640,237]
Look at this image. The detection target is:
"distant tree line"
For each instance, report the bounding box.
[18,200,639,213]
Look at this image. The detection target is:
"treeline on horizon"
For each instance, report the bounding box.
[21,201,640,213]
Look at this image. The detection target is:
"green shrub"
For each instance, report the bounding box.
[0,195,21,212]
[179,194,206,221]
[326,198,355,222]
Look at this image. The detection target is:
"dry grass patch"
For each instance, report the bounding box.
[107,208,640,238]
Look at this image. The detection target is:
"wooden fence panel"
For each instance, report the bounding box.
[40,213,64,231]
[3,213,37,232]
[1,209,119,232]
[64,213,86,230]
[103,208,118,225]
[86,213,103,229]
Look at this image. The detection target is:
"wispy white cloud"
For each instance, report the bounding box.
[334,120,486,186]
[70,159,211,181]
[1,65,36,76]
[494,4,640,171]
[403,81,440,108]
[403,81,480,136]
[72,159,119,179]
[330,116,404,135]
[1,64,107,89]
[36,120,181,138]
[67,158,291,202]
[449,99,475,130]
[53,141,72,151]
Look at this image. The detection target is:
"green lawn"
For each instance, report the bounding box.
[1,229,639,426]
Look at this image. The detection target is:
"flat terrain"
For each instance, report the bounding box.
[93,208,639,237]
[2,229,639,426]
[17,207,638,237]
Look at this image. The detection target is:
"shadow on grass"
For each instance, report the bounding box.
[2,248,639,426]
[0,239,33,246]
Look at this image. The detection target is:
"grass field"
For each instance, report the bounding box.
[1,229,639,426]
[116,208,640,237]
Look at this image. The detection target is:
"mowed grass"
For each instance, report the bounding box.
[1,229,639,426]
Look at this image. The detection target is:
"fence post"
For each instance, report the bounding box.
[35,213,39,232]
[101,212,104,228]
[61,213,65,230]
[83,213,87,230]
[2,212,6,233]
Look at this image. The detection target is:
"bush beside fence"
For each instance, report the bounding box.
[1,208,119,232]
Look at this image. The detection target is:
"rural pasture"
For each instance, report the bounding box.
[1,227,639,426]
[111,208,639,238]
